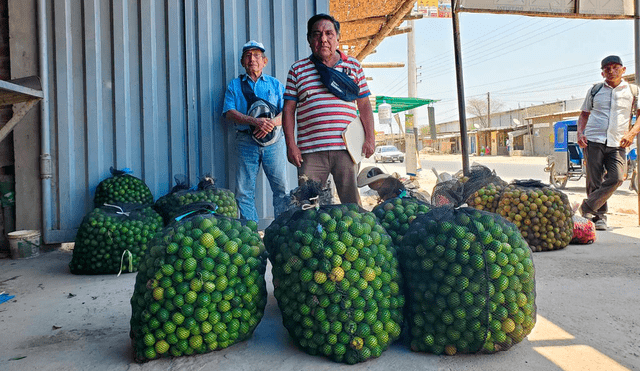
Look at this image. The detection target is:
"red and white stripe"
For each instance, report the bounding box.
[285,53,370,154]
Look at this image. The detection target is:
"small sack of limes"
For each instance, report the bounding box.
[400,205,536,355]
[94,167,154,208]
[264,203,405,364]
[129,209,267,362]
[70,203,163,275]
[372,191,431,247]
[154,176,239,224]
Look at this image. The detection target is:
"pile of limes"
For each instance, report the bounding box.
[69,205,163,274]
[94,173,154,208]
[401,207,536,355]
[264,204,405,364]
[372,196,430,246]
[496,183,573,252]
[155,187,238,224]
[465,183,505,213]
[129,213,267,362]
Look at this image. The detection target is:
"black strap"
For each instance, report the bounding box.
[309,54,360,102]
[239,76,280,115]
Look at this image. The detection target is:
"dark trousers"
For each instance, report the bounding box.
[581,141,625,221]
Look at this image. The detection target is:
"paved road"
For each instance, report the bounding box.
[364,155,557,184]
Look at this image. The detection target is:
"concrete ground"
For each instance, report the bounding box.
[1,228,639,371]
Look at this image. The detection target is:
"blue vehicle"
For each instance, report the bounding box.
[628,147,638,193]
[544,120,584,189]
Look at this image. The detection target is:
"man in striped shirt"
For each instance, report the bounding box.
[282,13,375,206]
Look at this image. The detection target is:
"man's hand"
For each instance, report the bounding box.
[362,137,375,158]
[620,132,636,148]
[253,117,275,133]
[577,131,588,148]
[287,145,303,167]
[252,118,276,139]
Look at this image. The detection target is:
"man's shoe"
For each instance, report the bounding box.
[594,219,608,231]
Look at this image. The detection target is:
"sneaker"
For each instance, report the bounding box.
[594,219,608,231]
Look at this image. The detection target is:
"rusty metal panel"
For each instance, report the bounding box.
[44,0,328,242]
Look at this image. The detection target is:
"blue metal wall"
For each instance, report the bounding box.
[44,0,328,243]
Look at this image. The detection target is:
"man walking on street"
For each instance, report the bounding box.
[577,55,640,230]
[282,13,375,206]
[223,40,288,222]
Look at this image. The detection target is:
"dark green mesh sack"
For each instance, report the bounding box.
[94,167,154,208]
[154,176,238,224]
[264,203,404,364]
[129,210,267,362]
[496,180,573,252]
[401,206,536,355]
[70,204,163,275]
[372,191,431,247]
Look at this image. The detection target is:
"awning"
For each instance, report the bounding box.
[508,129,529,138]
[373,95,438,113]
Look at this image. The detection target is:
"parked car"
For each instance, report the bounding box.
[374,145,404,163]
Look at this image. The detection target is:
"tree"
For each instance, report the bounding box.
[466,96,505,128]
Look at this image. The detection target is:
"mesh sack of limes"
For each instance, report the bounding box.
[129,210,267,362]
[372,191,432,247]
[154,176,238,224]
[94,167,154,208]
[400,206,536,355]
[494,180,573,252]
[69,204,163,275]
[264,203,405,364]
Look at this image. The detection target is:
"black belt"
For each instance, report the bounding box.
[237,129,252,134]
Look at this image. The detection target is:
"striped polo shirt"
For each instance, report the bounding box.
[284,51,370,154]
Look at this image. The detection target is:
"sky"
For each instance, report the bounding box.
[361,12,637,132]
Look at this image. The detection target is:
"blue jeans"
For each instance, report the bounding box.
[235,131,288,222]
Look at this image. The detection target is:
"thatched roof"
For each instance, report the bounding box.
[330,0,421,61]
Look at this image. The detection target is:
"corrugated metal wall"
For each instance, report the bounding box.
[44,0,328,242]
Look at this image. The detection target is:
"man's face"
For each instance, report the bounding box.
[601,63,625,82]
[308,19,339,60]
[241,49,267,75]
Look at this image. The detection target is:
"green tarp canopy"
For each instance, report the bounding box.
[373,96,438,113]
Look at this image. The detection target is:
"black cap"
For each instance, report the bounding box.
[601,55,623,69]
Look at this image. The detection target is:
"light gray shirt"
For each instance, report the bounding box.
[580,79,637,147]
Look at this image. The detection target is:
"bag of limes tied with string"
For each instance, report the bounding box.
[69,203,163,275]
[264,201,405,364]
[94,167,155,208]
[129,206,268,362]
[372,189,431,247]
[496,179,573,252]
[400,205,536,355]
[154,175,239,224]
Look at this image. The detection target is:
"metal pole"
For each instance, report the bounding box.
[452,0,470,176]
[635,0,640,225]
[38,0,53,243]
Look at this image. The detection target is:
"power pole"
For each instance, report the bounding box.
[487,92,491,128]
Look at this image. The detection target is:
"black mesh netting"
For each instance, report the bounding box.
[264,203,405,364]
[400,206,536,355]
[69,204,163,275]
[94,167,154,208]
[154,175,238,224]
[496,180,573,252]
[431,165,507,211]
[129,210,267,362]
[372,192,431,247]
